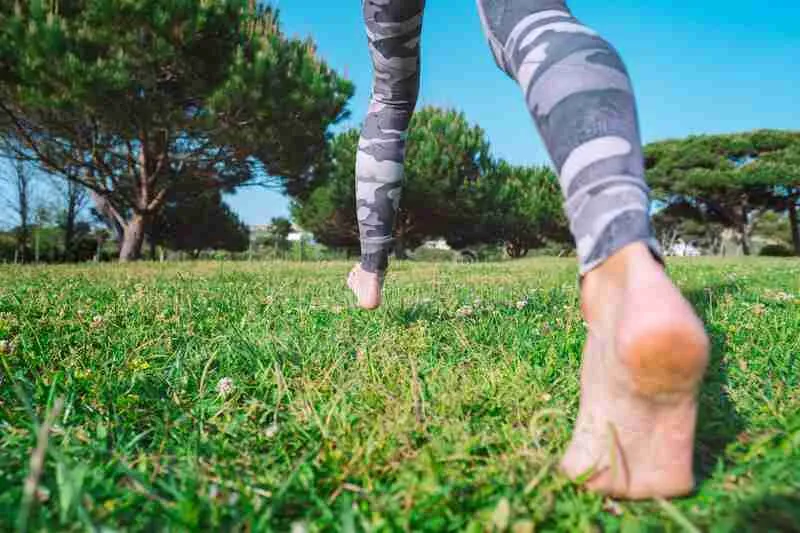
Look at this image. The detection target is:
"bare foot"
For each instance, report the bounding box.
[347,264,384,310]
[560,242,710,499]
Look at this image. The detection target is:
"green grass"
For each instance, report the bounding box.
[1,258,799,532]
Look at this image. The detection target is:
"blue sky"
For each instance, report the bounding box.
[232,1,798,224]
[1,2,795,231]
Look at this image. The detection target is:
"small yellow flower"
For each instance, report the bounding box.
[127,357,150,373]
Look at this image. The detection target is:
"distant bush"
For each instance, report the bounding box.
[0,234,17,262]
[412,248,456,262]
[759,244,794,257]
[530,241,576,258]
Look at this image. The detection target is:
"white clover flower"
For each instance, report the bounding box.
[265,423,279,439]
[0,339,14,355]
[456,305,474,318]
[35,486,50,502]
[516,299,528,310]
[291,522,308,533]
[216,377,235,397]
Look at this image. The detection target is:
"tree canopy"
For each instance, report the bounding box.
[645,130,800,255]
[150,190,249,255]
[478,161,568,258]
[294,107,493,256]
[0,0,352,259]
[294,106,570,258]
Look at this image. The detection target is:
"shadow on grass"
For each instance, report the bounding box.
[387,299,474,327]
[684,284,746,483]
[390,282,749,485]
[725,493,800,532]
[390,303,445,326]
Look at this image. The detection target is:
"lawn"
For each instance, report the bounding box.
[1,258,799,532]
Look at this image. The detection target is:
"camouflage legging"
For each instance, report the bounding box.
[357,0,661,274]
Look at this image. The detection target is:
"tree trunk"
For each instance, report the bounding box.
[394,214,413,260]
[739,229,750,256]
[63,183,78,262]
[15,234,26,264]
[119,214,147,262]
[789,200,800,257]
[505,239,528,259]
[13,159,30,263]
[394,239,408,260]
[739,198,751,256]
[63,217,75,262]
[90,191,125,243]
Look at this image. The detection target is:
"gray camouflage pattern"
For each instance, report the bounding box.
[357,0,424,272]
[357,0,661,274]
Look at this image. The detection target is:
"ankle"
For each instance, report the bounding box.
[600,242,656,275]
[360,251,389,273]
[580,242,659,320]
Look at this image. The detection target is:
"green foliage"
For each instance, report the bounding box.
[752,210,793,247]
[257,216,293,253]
[150,190,249,254]
[474,161,569,258]
[645,130,800,193]
[268,217,292,241]
[0,0,352,259]
[653,200,726,254]
[292,129,360,251]
[0,232,16,260]
[0,222,100,263]
[0,259,798,529]
[295,107,492,255]
[645,130,800,255]
[396,107,492,252]
[295,107,569,258]
[759,243,793,257]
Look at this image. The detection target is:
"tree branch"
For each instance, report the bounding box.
[146,188,167,212]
